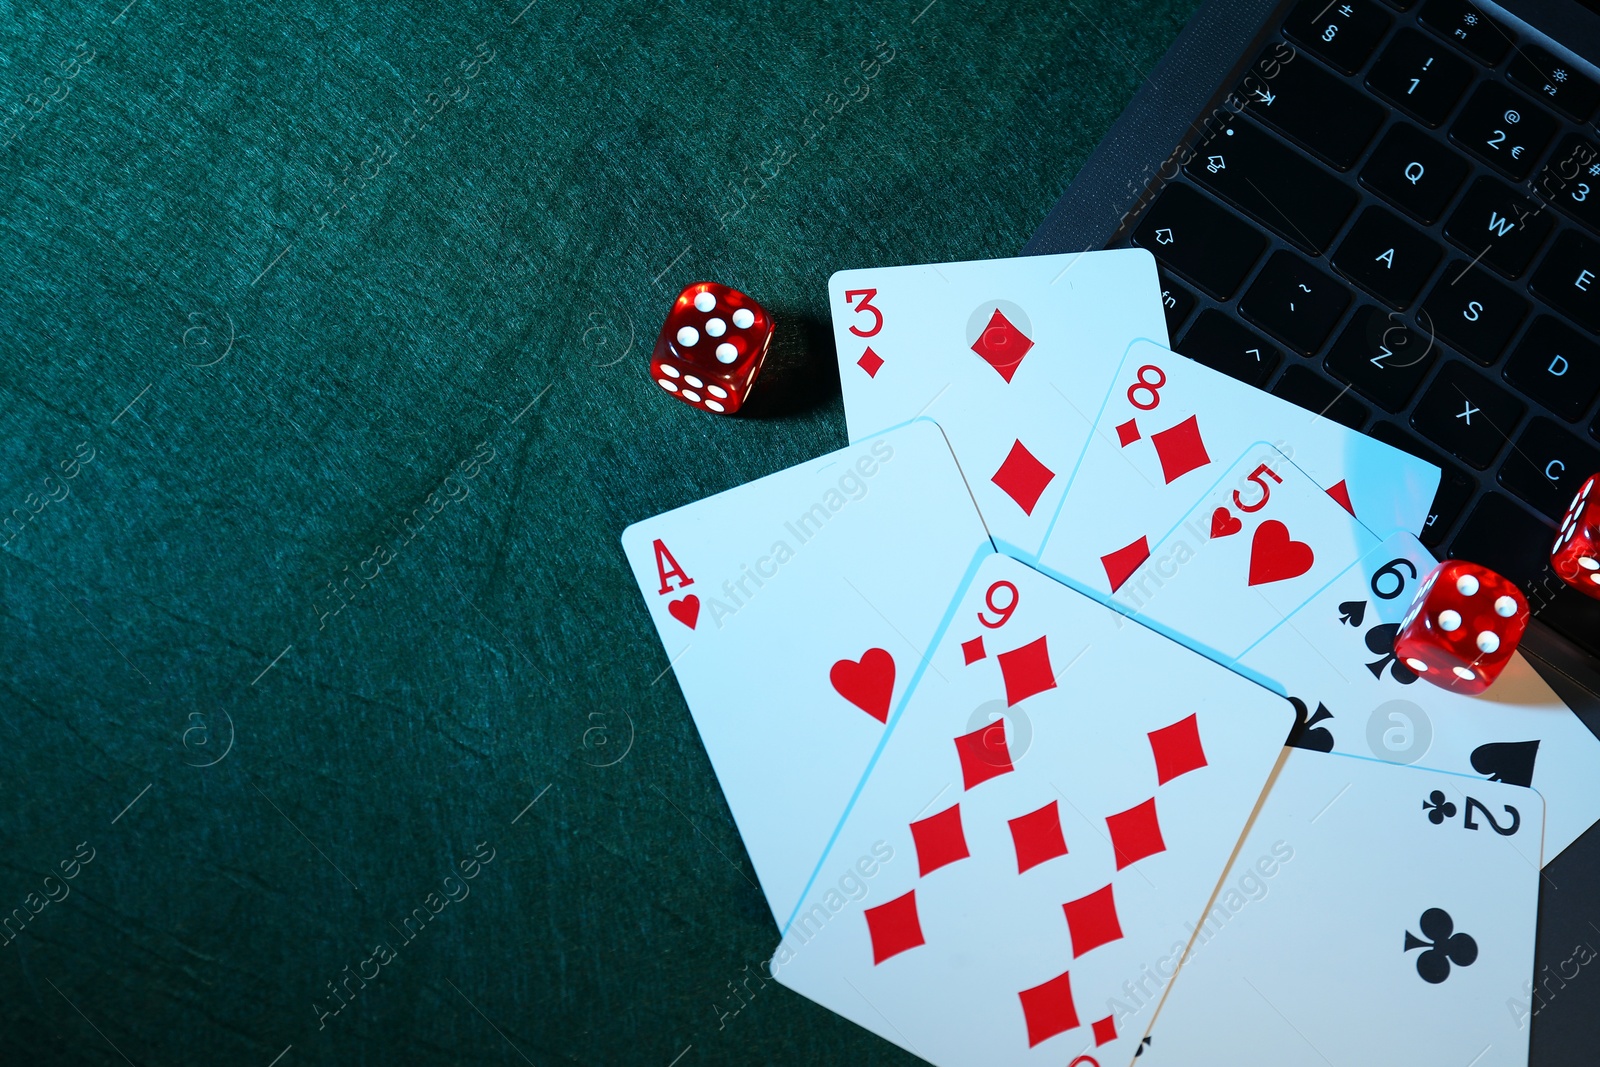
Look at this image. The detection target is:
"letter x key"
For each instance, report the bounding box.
[1413,362,1526,469]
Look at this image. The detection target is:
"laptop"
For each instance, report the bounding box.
[1027,0,1600,1057]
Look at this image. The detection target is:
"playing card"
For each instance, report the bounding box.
[829,249,1169,557]
[1140,749,1542,1066]
[1238,529,1600,864]
[1037,338,1438,596]
[769,553,1293,1067]
[620,419,993,926]
[1041,442,1383,674]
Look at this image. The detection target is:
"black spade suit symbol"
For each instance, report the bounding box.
[1286,697,1334,753]
[1470,740,1540,788]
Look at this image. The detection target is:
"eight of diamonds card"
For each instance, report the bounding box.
[828,249,1169,557]
[620,419,994,927]
[1035,338,1438,600]
[1140,749,1542,1067]
[770,553,1292,1067]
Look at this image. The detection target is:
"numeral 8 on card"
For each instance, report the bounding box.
[1127,364,1166,410]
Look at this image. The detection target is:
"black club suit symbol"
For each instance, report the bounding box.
[1364,623,1419,685]
[1404,908,1477,983]
[1337,603,1417,684]
[1423,790,1457,825]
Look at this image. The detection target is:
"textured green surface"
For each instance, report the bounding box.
[0,2,1197,1063]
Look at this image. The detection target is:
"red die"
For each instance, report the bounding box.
[1552,473,1600,601]
[649,282,774,415]
[1393,560,1529,695]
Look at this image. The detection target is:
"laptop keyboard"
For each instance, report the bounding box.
[1108,0,1600,659]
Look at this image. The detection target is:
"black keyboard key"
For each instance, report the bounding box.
[1184,116,1357,254]
[1421,261,1530,365]
[1450,493,1555,587]
[1271,364,1370,429]
[1449,83,1557,181]
[1442,176,1555,278]
[1177,310,1283,387]
[1326,304,1440,410]
[1333,206,1442,307]
[1360,122,1469,223]
[1538,133,1600,234]
[1239,46,1385,169]
[1132,184,1267,299]
[1368,420,1476,545]
[1502,316,1600,421]
[1239,250,1352,354]
[1530,229,1600,332]
[1283,0,1392,74]
[1450,492,1553,580]
[1366,29,1475,126]
[1507,44,1600,123]
[1419,0,1511,65]
[1159,276,1196,338]
[1498,416,1600,519]
[1412,359,1526,467]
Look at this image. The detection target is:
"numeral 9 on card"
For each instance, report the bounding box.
[977,580,1019,628]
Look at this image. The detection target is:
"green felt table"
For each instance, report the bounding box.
[0,2,1198,1063]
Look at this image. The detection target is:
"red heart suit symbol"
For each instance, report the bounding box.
[667,595,700,630]
[830,648,896,723]
[1210,506,1242,538]
[1248,520,1315,586]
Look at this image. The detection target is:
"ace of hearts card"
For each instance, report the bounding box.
[621,420,993,926]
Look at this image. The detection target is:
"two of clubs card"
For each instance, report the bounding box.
[1138,748,1543,1067]
[617,248,1590,1064]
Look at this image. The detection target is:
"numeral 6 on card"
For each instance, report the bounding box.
[1233,462,1283,513]
[1370,557,1418,600]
